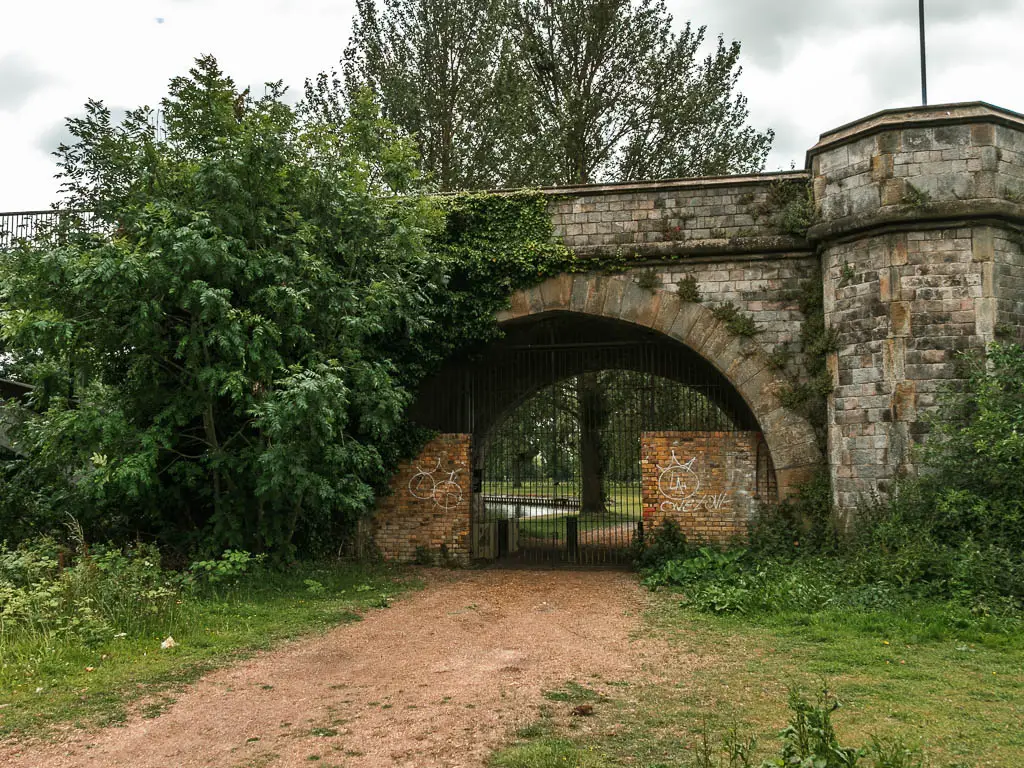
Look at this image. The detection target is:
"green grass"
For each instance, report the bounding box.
[518,511,637,542]
[0,562,417,740]
[542,681,608,704]
[484,480,642,543]
[491,739,603,768]
[490,593,1024,767]
[481,481,641,512]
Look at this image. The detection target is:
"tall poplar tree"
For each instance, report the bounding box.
[340,0,773,188]
[340,0,520,191]
[508,0,773,184]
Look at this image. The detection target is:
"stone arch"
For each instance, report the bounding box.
[496,273,821,499]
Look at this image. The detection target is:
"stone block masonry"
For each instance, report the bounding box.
[640,431,763,544]
[371,434,472,564]
[545,172,810,257]
[386,102,1024,549]
[6,102,1024,549]
[642,255,819,378]
[808,102,1024,518]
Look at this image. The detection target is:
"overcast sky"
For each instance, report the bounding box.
[1,0,1022,211]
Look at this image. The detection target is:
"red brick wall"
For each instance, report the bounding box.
[640,431,762,545]
[371,434,472,563]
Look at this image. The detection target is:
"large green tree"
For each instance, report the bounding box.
[0,57,443,556]
[339,0,525,191]
[341,0,773,188]
[508,0,773,184]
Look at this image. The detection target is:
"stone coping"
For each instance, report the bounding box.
[570,235,811,260]
[489,170,810,198]
[806,101,1024,163]
[807,198,1024,243]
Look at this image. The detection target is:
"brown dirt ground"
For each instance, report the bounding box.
[0,568,685,768]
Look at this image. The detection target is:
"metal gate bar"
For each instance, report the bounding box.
[477,337,744,565]
[409,313,766,566]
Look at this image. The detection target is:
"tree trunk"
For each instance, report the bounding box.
[512,451,527,489]
[577,373,606,516]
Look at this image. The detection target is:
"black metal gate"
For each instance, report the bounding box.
[410,313,765,566]
[479,364,740,565]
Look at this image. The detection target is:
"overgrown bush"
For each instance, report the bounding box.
[632,519,691,572]
[842,343,1024,607]
[641,546,850,616]
[916,343,1024,549]
[645,343,1024,616]
[0,537,179,646]
[690,687,926,767]
[747,468,837,557]
[0,535,267,647]
[0,57,574,559]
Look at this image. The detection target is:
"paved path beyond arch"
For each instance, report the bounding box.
[1,570,682,768]
[498,273,821,497]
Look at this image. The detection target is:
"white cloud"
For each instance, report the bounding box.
[0,53,55,112]
[1,0,1022,210]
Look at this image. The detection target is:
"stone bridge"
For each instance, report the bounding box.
[374,102,1024,562]
[4,102,1024,562]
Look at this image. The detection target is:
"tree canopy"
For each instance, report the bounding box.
[0,57,578,557]
[1,58,443,556]
[339,0,773,189]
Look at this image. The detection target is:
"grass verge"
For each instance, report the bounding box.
[490,592,1024,767]
[0,562,416,740]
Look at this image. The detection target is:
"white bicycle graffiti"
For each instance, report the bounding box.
[408,458,464,510]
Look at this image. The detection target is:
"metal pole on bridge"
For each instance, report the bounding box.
[919,0,928,105]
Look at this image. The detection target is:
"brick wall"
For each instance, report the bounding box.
[371,434,472,564]
[640,431,762,545]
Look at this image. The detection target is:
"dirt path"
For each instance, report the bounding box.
[2,568,670,768]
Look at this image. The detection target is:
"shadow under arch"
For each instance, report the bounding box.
[410,274,821,498]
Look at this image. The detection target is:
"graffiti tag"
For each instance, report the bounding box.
[655,450,731,514]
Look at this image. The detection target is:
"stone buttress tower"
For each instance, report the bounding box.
[807,104,1024,519]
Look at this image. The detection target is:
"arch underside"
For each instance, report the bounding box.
[412,312,759,440]
[410,274,821,498]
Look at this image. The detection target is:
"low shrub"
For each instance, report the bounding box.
[0,536,269,648]
[747,468,837,558]
[632,519,691,572]
[642,549,845,616]
[0,537,180,646]
[694,687,926,768]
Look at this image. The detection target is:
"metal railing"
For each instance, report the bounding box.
[0,209,98,250]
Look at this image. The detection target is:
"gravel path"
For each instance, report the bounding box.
[2,568,666,768]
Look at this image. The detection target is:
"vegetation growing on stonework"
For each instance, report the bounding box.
[0,57,574,559]
[778,267,838,443]
[637,342,1024,617]
[676,274,702,303]
[901,181,932,207]
[756,178,817,237]
[636,268,661,292]
[710,301,760,337]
